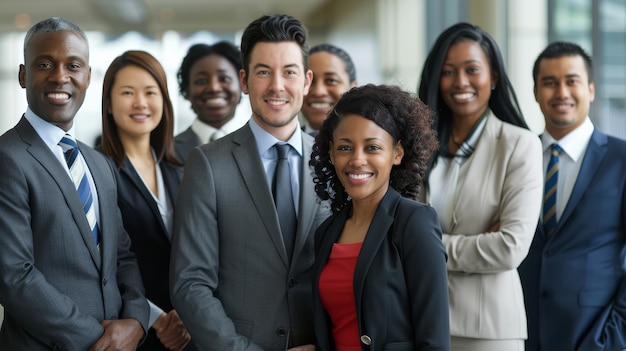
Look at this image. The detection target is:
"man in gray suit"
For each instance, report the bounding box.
[170,14,330,351]
[0,17,149,350]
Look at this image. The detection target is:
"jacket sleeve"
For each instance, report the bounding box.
[401,204,451,350]
[444,131,543,273]
[0,149,104,349]
[576,187,626,351]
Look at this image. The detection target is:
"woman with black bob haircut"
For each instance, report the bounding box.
[418,22,543,350]
[310,84,450,350]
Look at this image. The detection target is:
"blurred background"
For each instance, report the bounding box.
[0,0,625,327]
[1,0,625,146]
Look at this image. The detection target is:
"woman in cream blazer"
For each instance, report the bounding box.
[418,23,543,350]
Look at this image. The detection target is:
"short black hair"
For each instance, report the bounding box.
[532,41,593,85]
[177,41,242,98]
[310,43,357,83]
[24,17,87,58]
[240,14,309,76]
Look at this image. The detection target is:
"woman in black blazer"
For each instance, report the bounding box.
[99,51,193,351]
[310,84,450,351]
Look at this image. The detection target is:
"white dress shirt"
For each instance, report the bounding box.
[540,117,594,221]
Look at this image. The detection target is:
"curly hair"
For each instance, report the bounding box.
[310,84,438,214]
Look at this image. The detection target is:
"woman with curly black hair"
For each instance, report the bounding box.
[310,84,450,351]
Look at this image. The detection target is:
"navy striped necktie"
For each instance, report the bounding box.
[59,135,100,246]
[543,143,563,238]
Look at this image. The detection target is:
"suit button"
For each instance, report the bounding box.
[102,278,108,286]
[276,327,286,337]
[289,279,296,287]
[360,335,372,345]
[541,290,549,298]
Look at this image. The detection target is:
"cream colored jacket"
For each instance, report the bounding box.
[420,114,543,339]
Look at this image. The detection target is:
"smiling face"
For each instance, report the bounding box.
[330,114,403,205]
[534,55,595,140]
[109,65,163,140]
[240,41,312,141]
[19,30,91,131]
[439,40,495,123]
[302,51,355,130]
[185,54,241,128]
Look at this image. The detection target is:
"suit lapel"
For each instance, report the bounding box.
[452,114,499,230]
[232,126,290,266]
[119,157,170,237]
[17,119,102,270]
[556,130,607,232]
[353,189,399,314]
[291,134,317,264]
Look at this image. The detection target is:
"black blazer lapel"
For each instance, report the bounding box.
[353,189,400,314]
[119,157,171,238]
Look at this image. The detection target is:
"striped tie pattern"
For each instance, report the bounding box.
[543,144,563,238]
[59,135,100,245]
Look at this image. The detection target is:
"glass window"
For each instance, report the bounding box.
[550,0,626,138]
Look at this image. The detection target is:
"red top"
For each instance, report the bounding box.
[318,242,363,351]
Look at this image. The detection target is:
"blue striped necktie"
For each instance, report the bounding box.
[59,135,100,246]
[543,143,563,238]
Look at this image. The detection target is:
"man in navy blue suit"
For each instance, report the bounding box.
[519,41,626,351]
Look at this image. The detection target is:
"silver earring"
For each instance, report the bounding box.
[491,85,495,90]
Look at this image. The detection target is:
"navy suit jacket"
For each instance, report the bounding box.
[519,129,626,351]
[312,188,450,351]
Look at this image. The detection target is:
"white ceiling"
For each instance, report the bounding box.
[0,0,332,35]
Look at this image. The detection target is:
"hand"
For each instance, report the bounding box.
[154,309,191,351]
[287,344,315,351]
[488,221,500,232]
[88,318,144,351]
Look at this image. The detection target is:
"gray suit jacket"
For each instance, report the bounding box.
[170,123,330,351]
[0,117,149,350]
[174,126,201,164]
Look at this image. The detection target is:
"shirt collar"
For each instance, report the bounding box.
[24,107,77,149]
[248,117,303,158]
[541,116,594,162]
[190,118,218,142]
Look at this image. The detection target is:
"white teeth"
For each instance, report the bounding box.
[349,173,371,180]
[48,93,69,100]
[452,93,474,101]
[268,100,286,106]
[310,102,331,109]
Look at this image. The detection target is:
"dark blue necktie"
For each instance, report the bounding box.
[59,135,100,246]
[543,144,563,238]
[273,143,296,261]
